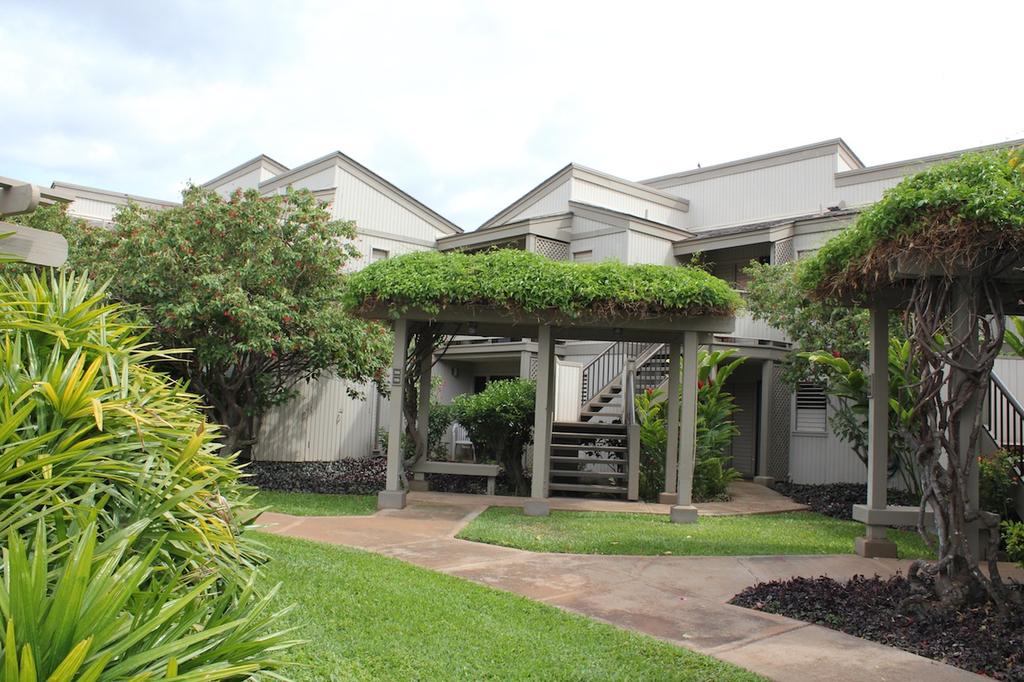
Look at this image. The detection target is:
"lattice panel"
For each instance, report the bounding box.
[528,355,538,380]
[534,237,570,261]
[772,238,795,265]
[768,363,791,480]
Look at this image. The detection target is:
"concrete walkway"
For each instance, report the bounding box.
[407,480,809,516]
[260,495,1003,682]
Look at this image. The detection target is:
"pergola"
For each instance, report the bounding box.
[843,257,1024,558]
[357,303,735,521]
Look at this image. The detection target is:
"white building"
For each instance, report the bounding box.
[52,136,1024,489]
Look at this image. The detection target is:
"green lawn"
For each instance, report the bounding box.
[457,508,933,558]
[255,532,764,681]
[254,490,377,516]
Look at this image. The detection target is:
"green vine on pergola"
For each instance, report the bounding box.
[799,149,1024,613]
[344,249,743,474]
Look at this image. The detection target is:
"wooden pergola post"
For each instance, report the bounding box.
[379,317,410,510]
[854,302,898,557]
[753,360,775,486]
[409,343,434,492]
[671,331,700,523]
[660,341,682,504]
[525,324,555,516]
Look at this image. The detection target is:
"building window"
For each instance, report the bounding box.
[794,382,828,433]
[370,248,389,263]
[573,250,593,262]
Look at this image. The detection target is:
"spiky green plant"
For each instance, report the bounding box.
[0,270,295,678]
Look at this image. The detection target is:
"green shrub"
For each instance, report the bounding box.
[452,379,536,495]
[1002,520,1024,566]
[980,450,1020,522]
[634,350,744,502]
[635,388,667,501]
[379,401,454,460]
[0,271,293,678]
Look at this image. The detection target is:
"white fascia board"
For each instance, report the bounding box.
[643,138,853,188]
[568,201,693,240]
[834,137,1024,187]
[673,226,790,256]
[260,151,462,235]
[49,182,179,209]
[479,164,574,229]
[438,213,571,251]
[201,154,289,189]
[571,165,690,211]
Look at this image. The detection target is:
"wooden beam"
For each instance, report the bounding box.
[662,341,681,499]
[0,182,39,216]
[0,222,68,267]
[380,318,410,510]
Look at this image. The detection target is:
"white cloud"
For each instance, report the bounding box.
[1,0,1021,228]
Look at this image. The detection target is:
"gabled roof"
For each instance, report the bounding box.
[50,181,179,208]
[642,138,865,188]
[201,154,290,189]
[258,151,462,235]
[479,163,690,230]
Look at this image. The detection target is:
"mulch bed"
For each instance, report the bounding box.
[730,574,1024,680]
[245,457,385,494]
[773,482,919,521]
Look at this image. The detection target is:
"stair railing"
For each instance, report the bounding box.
[623,358,640,501]
[580,341,661,407]
[988,371,1024,455]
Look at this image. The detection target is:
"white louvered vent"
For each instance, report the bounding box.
[795,382,827,433]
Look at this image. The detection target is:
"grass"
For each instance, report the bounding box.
[253,490,377,516]
[255,532,764,681]
[457,509,933,558]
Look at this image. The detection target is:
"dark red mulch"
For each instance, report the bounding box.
[773,482,919,521]
[730,574,1024,680]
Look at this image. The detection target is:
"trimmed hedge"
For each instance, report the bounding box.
[799,150,1024,299]
[343,249,742,319]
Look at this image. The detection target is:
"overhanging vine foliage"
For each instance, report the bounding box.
[800,149,1024,612]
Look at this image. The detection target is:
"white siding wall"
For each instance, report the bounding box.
[209,168,264,198]
[507,178,573,222]
[555,361,583,421]
[69,197,120,224]
[789,399,868,484]
[627,232,676,265]
[659,154,838,231]
[571,177,688,228]
[569,233,628,263]
[254,378,382,461]
[994,357,1024,404]
[835,177,905,208]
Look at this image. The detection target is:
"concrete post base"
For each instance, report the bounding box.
[523,499,550,516]
[854,535,898,558]
[658,491,678,505]
[670,505,699,524]
[753,476,775,487]
[377,490,407,510]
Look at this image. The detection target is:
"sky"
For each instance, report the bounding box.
[2,0,1022,229]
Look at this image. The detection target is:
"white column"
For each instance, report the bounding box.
[660,341,681,504]
[754,360,775,486]
[380,318,410,509]
[855,302,897,556]
[672,331,699,523]
[526,324,554,516]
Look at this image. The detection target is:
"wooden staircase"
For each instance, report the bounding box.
[548,421,636,499]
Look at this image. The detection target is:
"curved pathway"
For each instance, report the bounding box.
[260,492,1003,682]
